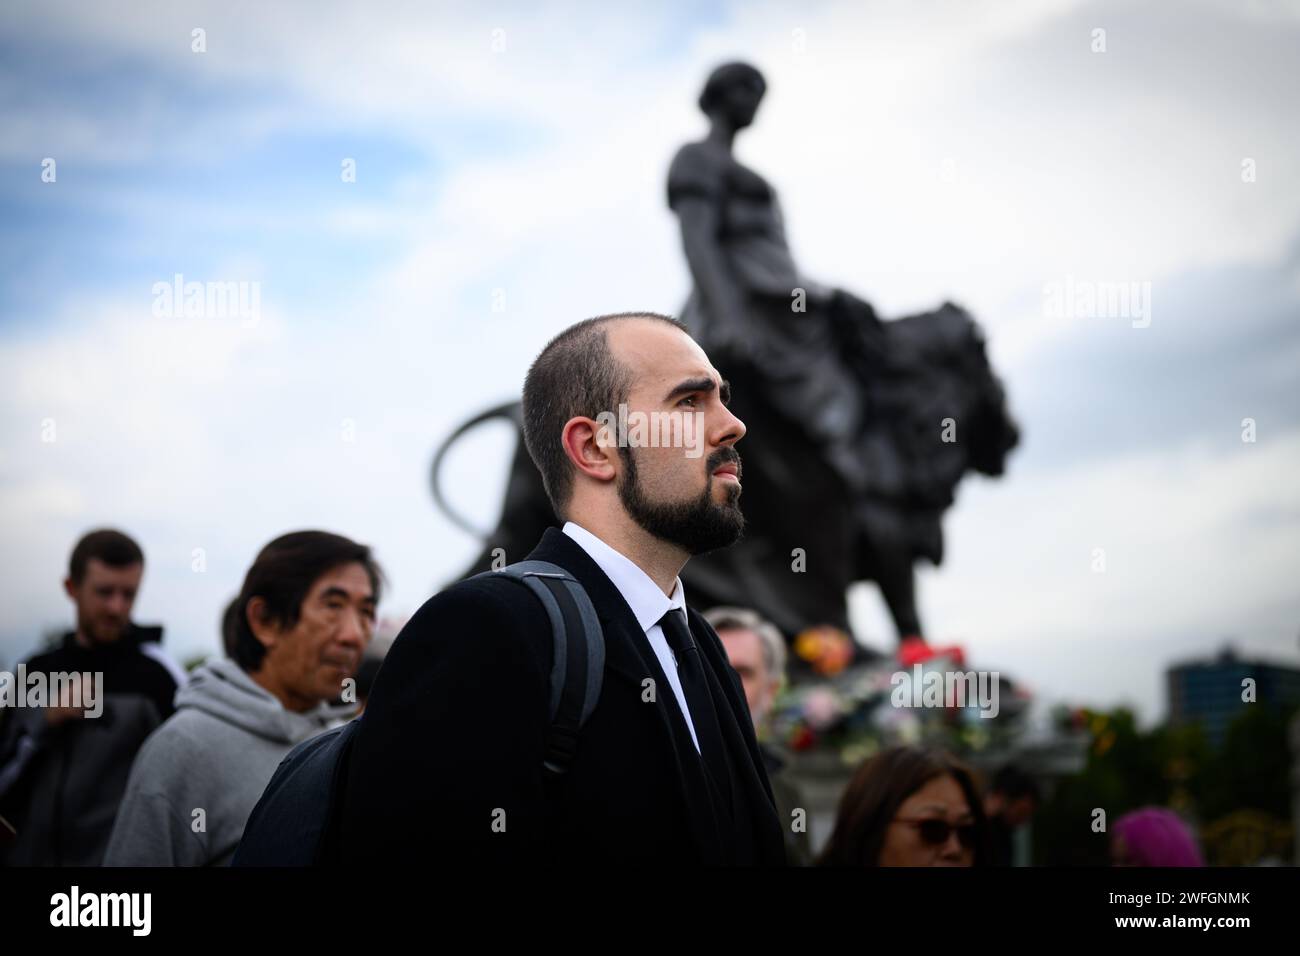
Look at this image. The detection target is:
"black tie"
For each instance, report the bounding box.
[658,609,733,814]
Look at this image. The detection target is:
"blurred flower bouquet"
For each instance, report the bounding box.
[770,627,1033,768]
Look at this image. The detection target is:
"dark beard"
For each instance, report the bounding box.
[617,446,745,555]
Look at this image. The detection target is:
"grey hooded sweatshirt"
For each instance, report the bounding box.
[103,657,347,866]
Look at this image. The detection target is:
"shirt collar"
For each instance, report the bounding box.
[562,521,686,633]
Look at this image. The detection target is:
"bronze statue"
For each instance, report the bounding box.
[433,62,1019,662]
[669,61,875,494]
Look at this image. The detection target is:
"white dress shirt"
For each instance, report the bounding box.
[562,521,701,753]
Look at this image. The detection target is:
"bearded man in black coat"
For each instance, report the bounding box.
[340,312,787,865]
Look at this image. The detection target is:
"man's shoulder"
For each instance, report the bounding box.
[124,708,214,786]
[432,570,557,618]
[20,639,70,672]
[138,703,280,776]
[391,571,558,658]
[130,633,186,687]
[138,706,226,753]
[103,635,186,712]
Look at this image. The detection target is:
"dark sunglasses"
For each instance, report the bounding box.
[895,817,978,849]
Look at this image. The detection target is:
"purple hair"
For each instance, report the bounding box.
[1113,808,1205,867]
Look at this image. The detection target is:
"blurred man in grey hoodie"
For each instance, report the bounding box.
[104,531,382,866]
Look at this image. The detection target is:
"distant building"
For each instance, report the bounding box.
[1167,646,1300,747]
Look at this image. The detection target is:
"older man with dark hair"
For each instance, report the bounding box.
[104,531,381,866]
[341,311,785,865]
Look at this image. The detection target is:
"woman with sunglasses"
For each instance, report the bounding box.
[817,745,988,866]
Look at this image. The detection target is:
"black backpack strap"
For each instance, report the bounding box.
[471,561,604,777]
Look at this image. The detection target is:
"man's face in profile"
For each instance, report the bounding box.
[605,320,747,555]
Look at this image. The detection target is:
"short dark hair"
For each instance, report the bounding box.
[816,745,988,866]
[991,763,1041,803]
[68,529,144,585]
[230,531,384,673]
[521,312,689,518]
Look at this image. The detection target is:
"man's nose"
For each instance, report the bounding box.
[337,608,369,647]
[106,592,131,617]
[941,830,966,860]
[716,405,746,446]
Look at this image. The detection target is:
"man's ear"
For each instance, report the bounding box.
[561,417,619,486]
[245,596,279,652]
[63,576,76,601]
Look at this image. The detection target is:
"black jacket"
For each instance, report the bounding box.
[0,625,181,866]
[340,528,787,865]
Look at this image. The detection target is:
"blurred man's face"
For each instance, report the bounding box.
[253,562,376,712]
[719,627,777,729]
[606,320,747,555]
[64,559,143,646]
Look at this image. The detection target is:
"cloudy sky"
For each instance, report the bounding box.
[2,0,1297,724]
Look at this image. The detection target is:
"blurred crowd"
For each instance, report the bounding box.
[0,527,1207,867]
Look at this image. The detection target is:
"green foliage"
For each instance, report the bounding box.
[1033,702,1295,866]
[1199,701,1296,821]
